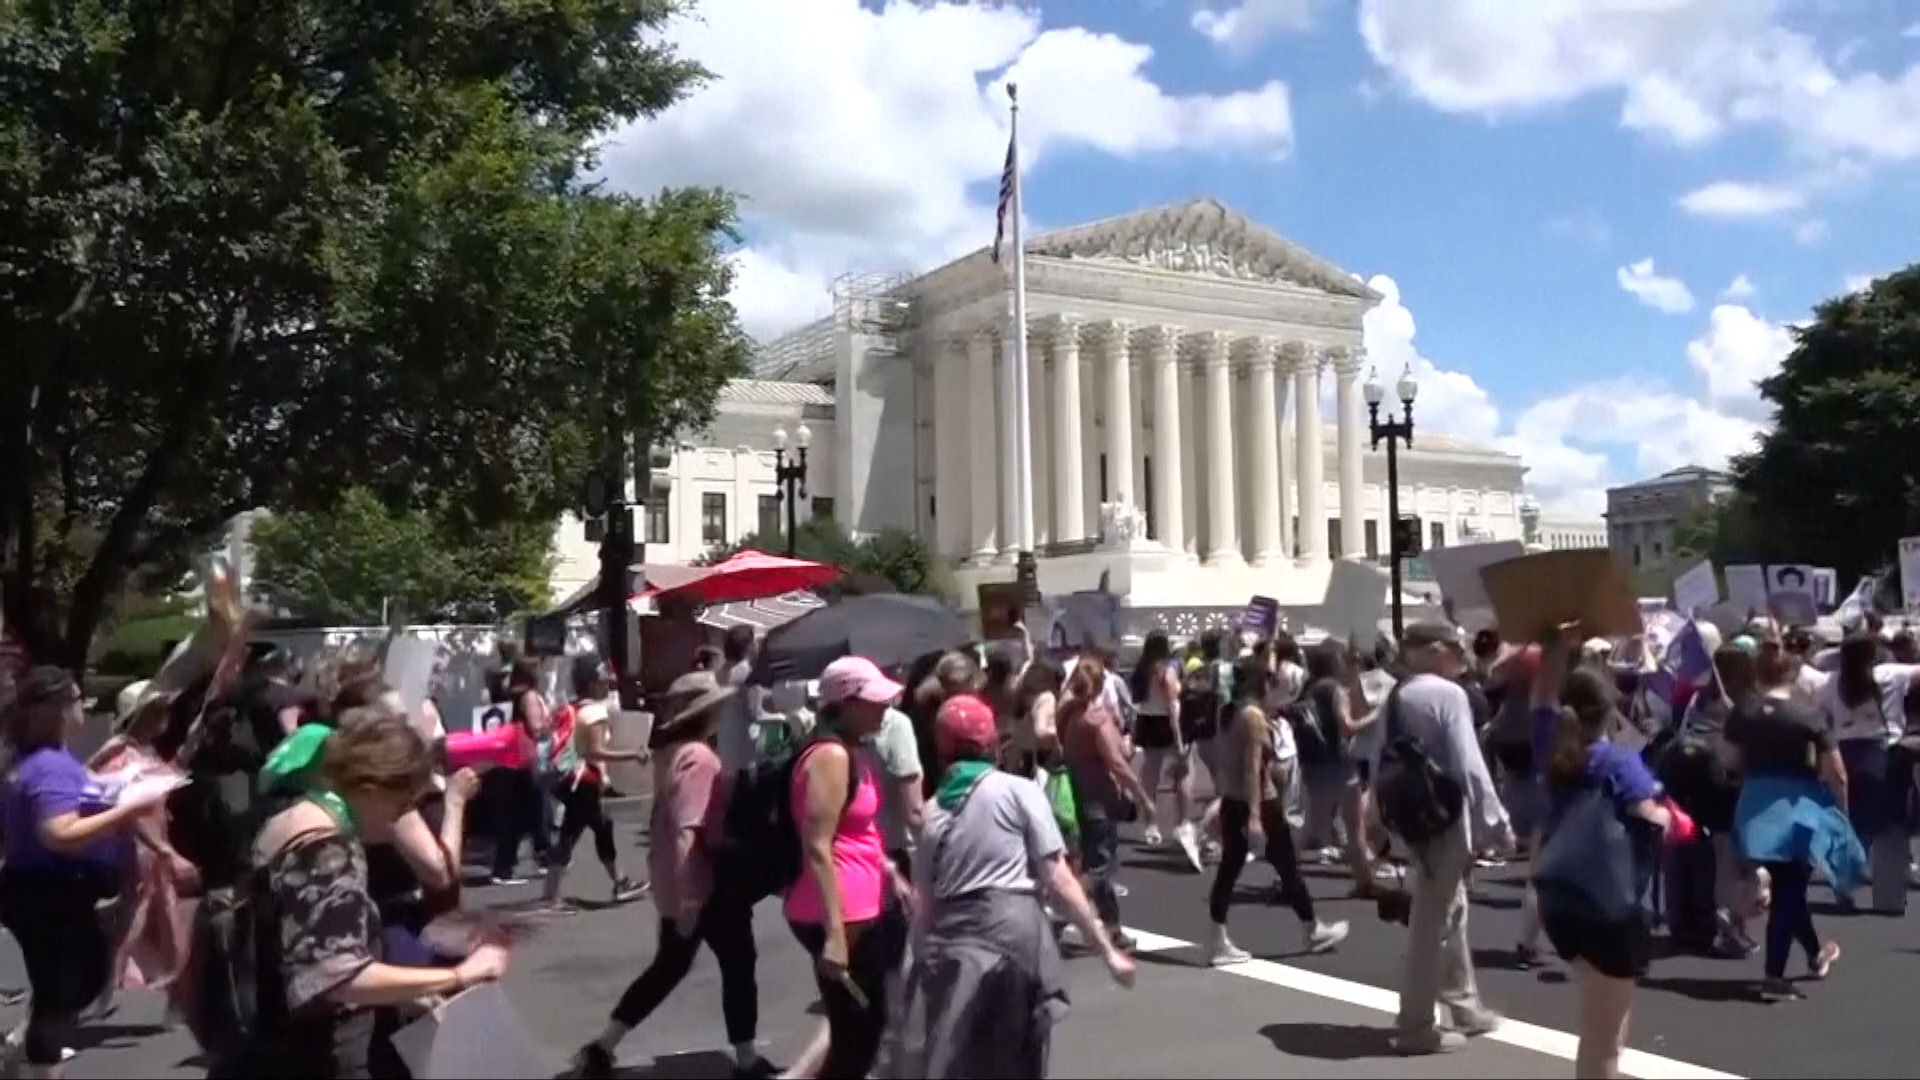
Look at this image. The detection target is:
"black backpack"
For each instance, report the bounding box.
[1178,663,1224,740]
[1281,696,1334,764]
[1374,683,1465,846]
[710,734,861,905]
[185,826,316,1064]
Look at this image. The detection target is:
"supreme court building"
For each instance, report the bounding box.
[552,200,1530,631]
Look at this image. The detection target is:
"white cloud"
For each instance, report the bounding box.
[1844,272,1879,293]
[1362,275,1790,518]
[604,0,1295,338]
[1677,181,1805,219]
[1191,0,1319,49]
[1794,218,1830,245]
[1617,258,1697,314]
[1720,274,1757,301]
[1353,1,1920,172]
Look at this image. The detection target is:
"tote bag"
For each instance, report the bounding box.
[1533,783,1643,924]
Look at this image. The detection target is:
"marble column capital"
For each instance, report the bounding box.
[1234,337,1281,373]
[1131,324,1181,359]
[1087,319,1133,351]
[1278,340,1319,377]
[1185,330,1232,370]
[1326,345,1366,379]
[1035,314,1082,350]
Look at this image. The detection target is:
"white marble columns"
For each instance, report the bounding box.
[1243,339,1284,564]
[1045,317,1087,544]
[1285,342,1327,564]
[1332,346,1366,559]
[1139,326,1184,554]
[1196,332,1240,566]
[944,317,1367,570]
[965,330,999,562]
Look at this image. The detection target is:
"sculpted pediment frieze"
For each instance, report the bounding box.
[1025,199,1377,301]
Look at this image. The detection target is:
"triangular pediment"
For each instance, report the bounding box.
[1026,198,1378,300]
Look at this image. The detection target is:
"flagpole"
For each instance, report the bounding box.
[1007,83,1035,559]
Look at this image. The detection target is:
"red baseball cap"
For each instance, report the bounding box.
[935,693,997,756]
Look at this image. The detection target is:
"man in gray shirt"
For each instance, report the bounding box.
[1385,621,1512,1055]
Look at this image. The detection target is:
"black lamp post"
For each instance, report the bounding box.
[772,423,811,558]
[1364,365,1420,640]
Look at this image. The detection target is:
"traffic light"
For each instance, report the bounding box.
[1393,515,1424,558]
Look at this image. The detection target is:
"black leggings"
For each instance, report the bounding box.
[791,905,908,1080]
[0,866,113,1066]
[1210,798,1315,925]
[610,896,759,1044]
[554,780,617,869]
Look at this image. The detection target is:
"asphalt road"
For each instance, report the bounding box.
[25,795,1920,1078]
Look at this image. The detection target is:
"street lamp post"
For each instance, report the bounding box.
[772,423,811,558]
[1365,366,1420,640]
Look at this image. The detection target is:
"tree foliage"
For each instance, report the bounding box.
[1669,493,1773,569]
[0,0,750,665]
[249,488,554,626]
[697,519,959,603]
[1730,266,1920,580]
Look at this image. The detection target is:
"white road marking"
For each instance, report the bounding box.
[1116,927,1742,1080]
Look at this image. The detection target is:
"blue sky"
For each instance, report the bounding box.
[605,0,1920,516]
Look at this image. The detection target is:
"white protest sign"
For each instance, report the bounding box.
[390,984,549,1079]
[1425,540,1526,613]
[470,702,511,734]
[383,636,439,720]
[1723,564,1769,616]
[1671,560,1719,616]
[1811,568,1838,609]
[1765,564,1819,626]
[1319,558,1390,644]
[1901,537,1920,612]
[603,709,654,796]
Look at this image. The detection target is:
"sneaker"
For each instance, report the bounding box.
[1759,977,1803,1002]
[733,1059,780,1079]
[1142,824,1164,847]
[1513,942,1540,969]
[1113,882,1130,898]
[1175,821,1204,873]
[1391,1030,1467,1055]
[571,1042,616,1079]
[1447,1009,1502,1038]
[1810,941,1840,980]
[532,898,578,916]
[1208,934,1251,967]
[490,874,529,887]
[612,877,649,904]
[1304,919,1349,954]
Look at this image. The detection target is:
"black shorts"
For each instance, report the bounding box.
[1136,713,1176,750]
[1541,909,1653,980]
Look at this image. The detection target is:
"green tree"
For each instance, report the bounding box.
[697,519,958,603]
[0,0,748,665]
[249,488,554,625]
[1731,266,1920,579]
[1670,493,1774,569]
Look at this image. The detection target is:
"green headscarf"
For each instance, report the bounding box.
[936,760,993,811]
[260,723,355,835]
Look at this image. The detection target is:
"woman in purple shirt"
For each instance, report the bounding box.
[2,667,171,1078]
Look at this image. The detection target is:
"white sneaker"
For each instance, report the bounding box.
[1175,821,1204,873]
[1143,824,1164,847]
[1305,919,1350,954]
[1208,927,1251,967]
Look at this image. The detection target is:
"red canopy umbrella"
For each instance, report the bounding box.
[640,549,841,606]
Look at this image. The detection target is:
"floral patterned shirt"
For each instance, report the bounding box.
[269,831,380,1013]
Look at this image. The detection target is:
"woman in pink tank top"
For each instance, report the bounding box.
[787,656,910,1079]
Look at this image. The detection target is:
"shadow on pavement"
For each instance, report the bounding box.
[602,1049,738,1078]
[1637,974,1760,1003]
[72,1022,169,1052]
[1257,1020,1399,1061]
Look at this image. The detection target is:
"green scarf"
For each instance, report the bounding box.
[308,790,356,837]
[936,760,993,811]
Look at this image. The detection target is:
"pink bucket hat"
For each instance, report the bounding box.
[818,656,905,706]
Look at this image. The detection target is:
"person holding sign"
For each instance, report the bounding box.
[1,667,183,1079]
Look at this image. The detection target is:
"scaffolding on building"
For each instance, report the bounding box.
[749,270,921,380]
[751,314,836,381]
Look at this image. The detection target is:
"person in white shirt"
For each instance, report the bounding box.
[1814,633,1920,912]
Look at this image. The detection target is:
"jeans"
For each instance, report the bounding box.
[488,767,552,878]
[1396,825,1486,1037]
[0,866,112,1066]
[1211,798,1314,925]
[1759,859,1820,979]
[1074,797,1124,932]
[791,904,908,1079]
[611,896,760,1044]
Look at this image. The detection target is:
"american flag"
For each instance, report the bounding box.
[990,132,1016,264]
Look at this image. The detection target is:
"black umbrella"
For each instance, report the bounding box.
[750,594,971,684]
